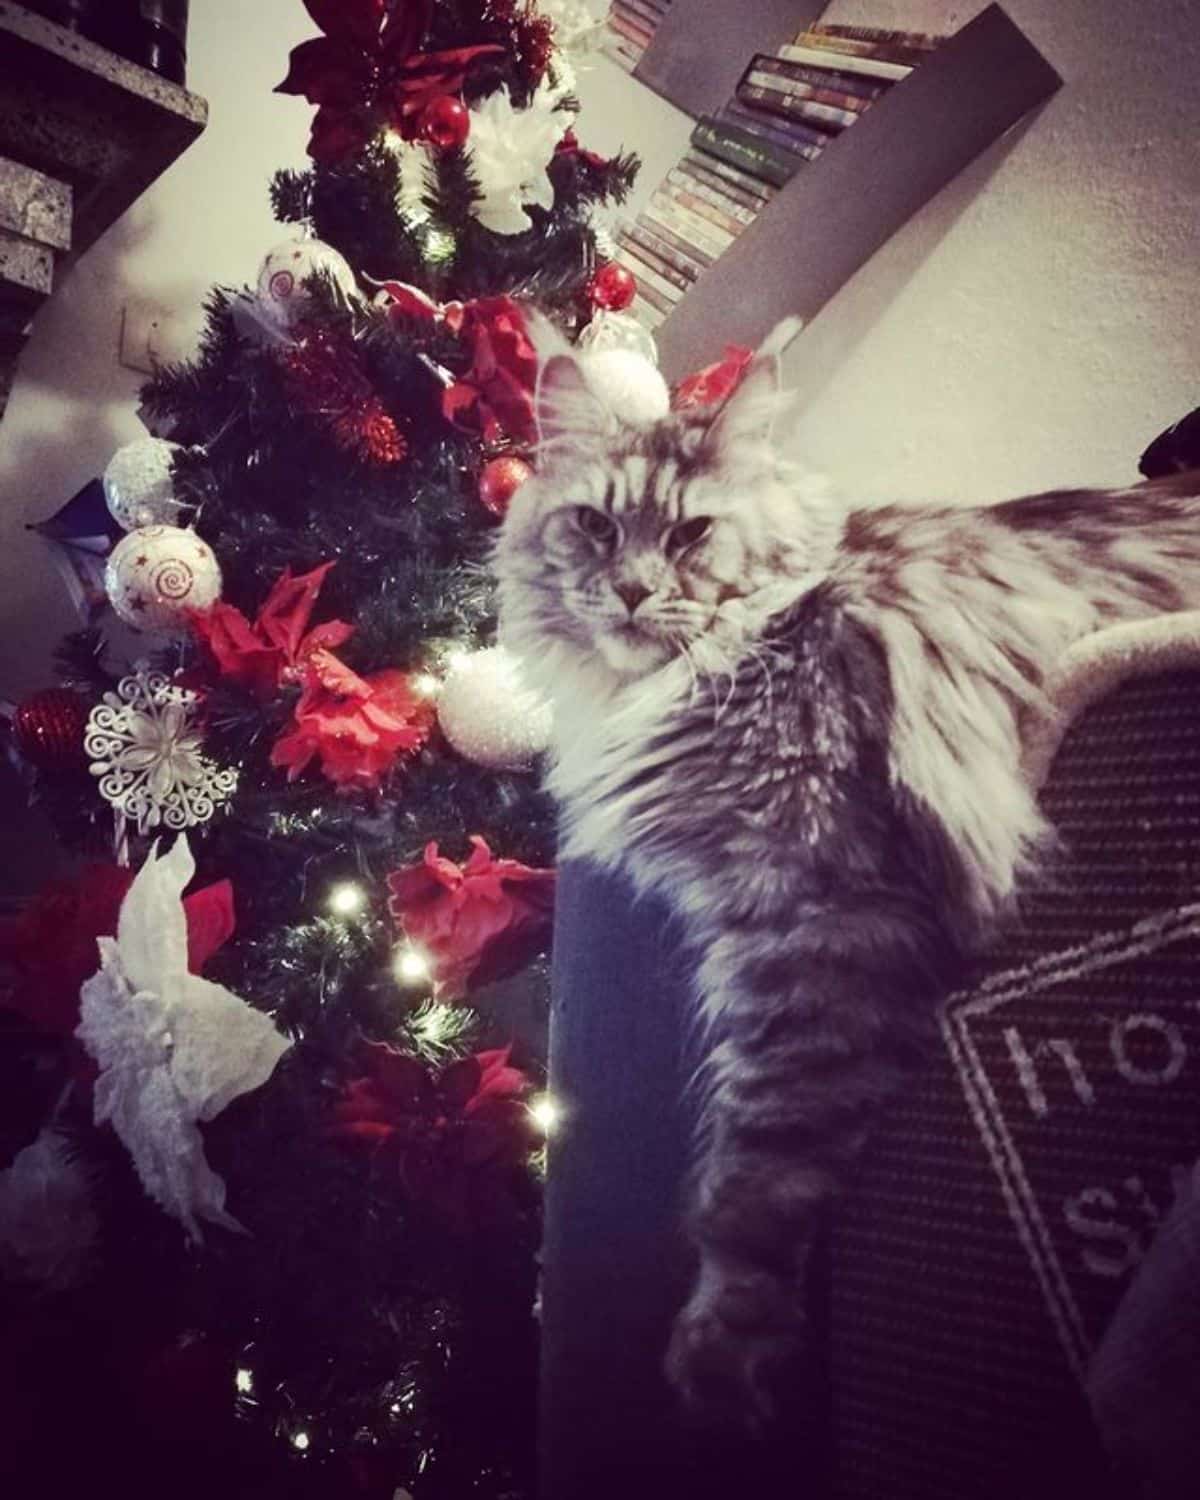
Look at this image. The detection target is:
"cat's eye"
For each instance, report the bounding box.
[667,516,713,555]
[574,506,619,546]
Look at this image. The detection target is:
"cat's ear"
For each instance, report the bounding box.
[535,353,613,462]
[704,316,802,464]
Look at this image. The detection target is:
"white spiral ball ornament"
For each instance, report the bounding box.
[437,647,553,771]
[256,237,357,328]
[104,526,222,632]
[103,438,185,530]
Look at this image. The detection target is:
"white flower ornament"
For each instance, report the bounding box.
[76,837,291,1241]
[466,82,572,236]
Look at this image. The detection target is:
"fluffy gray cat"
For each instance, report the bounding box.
[495,322,1200,1431]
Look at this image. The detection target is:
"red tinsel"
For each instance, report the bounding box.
[672,344,755,410]
[387,836,555,998]
[441,297,539,446]
[327,1041,534,1231]
[0,864,234,1043]
[279,325,408,465]
[513,10,555,87]
[271,649,434,792]
[191,562,354,699]
[274,0,502,160]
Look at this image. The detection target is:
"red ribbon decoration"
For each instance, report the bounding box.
[671,344,755,410]
[275,0,502,161]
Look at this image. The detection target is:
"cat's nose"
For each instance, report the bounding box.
[614,581,652,615]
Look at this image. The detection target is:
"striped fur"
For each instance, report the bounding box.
[494,336,1200,1428]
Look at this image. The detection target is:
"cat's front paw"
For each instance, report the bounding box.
[665,1268,802,1436]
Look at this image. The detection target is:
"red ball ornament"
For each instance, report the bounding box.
[589,261,637,313]
[479,455,533,517]
[13,689,90,769]
[420,95,471,150]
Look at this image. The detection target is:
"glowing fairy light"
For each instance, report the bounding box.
[235,1367,253,1394]
[394,946,431,985]
[423,227,456,263]
[327,882,366,917]
[291,1431,310,1452]
[444,648,472,674]
[412,673,441,698]
[529,1093,562,1136]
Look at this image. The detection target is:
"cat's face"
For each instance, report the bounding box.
[498,347,811,681]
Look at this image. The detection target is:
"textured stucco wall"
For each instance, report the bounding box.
[0,1,1196,702]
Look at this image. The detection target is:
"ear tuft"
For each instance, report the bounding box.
[704,315,801,462]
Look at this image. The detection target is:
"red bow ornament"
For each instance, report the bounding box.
[441,296,540,446]
[191,562,354,699]
[275,0,501,161]
[672,344,755,410]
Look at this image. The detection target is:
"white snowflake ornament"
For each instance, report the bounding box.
[466,83,572,236]
[86,662,237,836]
[76,837,291,1241]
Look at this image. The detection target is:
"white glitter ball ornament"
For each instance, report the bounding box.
[103,438,185,530]
[437,647,553,770]
[583,349,670,426]
[577,309,659,363]
[105,526,222,631]
[255,237,357,328]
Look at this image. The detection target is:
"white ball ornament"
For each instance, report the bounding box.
[103,438,185,530]
[256,237,357,328]
[104,526,222,632]
[437,647,553,771]
[577,308,659,364]
[582,349,671,426]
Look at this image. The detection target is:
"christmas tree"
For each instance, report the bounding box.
[0,3,641,1495]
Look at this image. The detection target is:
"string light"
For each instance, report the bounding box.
[394,946,431,985]
[235,1367,254,1394]
[328,882,366,917]
[529,1093,562,1136]
[423,227,456,263]
[412,673,441,698]
[291,1431,310,1452]
[444,648,471,673]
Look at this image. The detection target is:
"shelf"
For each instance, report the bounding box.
[0,1,207,415]
[635,0,825,119]
[653,4,1062,382]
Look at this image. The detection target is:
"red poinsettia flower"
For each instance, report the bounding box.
[191,562,354,699]
[442,297,539,446]
[0,864,234,1042]
[275,0,501,160]
[271,649,433,791]
[672,344,755,410]
[387,835,555,998]
[327,1041,534,1231]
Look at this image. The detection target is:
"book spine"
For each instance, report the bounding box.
[778,43,911,83]
[646,191,732,260]
[617,0,666,29]
[751,52,886,101]
[793,29,928,69]
[608,9,653,50]
[732,87,857,133]
[626,219,709,281]
[810,21,944,52]
[742,68,872,115]
[691,118,805,188]
[618,231,692,294]
[680,151,770,212]
[639,209,717,270]
[720,102,831,152]
[663,181,747,240]
[615,246,683,310]
[667,166,758,227]
[684,147,775,205]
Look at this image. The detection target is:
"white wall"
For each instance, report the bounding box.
[1,0,1197,700]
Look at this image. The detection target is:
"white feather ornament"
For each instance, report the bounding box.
[0,1128,99,1290]
[76,837,291,1241]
